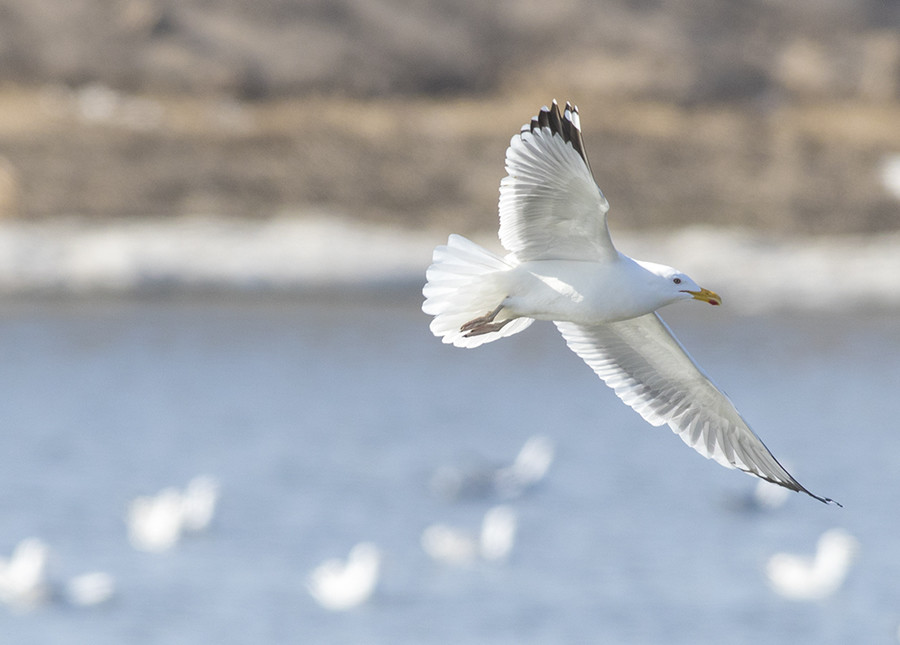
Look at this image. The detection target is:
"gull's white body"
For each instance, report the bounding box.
[501,256,691,324]
[423,100,834,505]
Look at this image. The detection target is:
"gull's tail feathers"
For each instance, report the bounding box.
[423,235,532,348]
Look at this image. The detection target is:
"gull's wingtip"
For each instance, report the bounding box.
[735,458,840,507]
[799,487,841,507]
[524,100,591,173]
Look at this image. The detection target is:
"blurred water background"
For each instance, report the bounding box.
[0,281,898,644]
[0,0,899,642]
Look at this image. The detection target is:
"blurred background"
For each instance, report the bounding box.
[0,0,899,643]
[0,0,897,232]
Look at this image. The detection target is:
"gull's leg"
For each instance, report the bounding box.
[460,304,512,337]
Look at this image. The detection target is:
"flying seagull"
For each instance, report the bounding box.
[422,100,836,505]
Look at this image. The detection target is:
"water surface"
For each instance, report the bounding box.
[0,292,897,644]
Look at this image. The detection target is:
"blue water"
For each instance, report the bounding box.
[0,290,898,644]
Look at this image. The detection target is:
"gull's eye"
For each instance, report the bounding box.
[673,277,682,285]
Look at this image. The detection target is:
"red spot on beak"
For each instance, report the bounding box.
[709,299,719,306]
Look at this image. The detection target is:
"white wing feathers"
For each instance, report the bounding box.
[498,101,616,263]
[555,315,837,505]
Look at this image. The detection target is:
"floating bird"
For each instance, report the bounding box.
[127,475,220,552]
[765,528,859,600]
[63,571,116,608]
[727,476,793,513]
[180,475,220,533]
[420,524,479,566]
[0,538,51,611]
[429,435,555,501]
[751,478,791,511]
[422,100,835,505]
[307,542,381,611]
[421,505,518,565]
[0,539,116,611]
[127,487,187,552]
[478,505,518,562]
[493,435,555,500]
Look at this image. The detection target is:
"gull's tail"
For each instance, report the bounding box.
[422,235,533,348]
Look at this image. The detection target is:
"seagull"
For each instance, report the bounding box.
[478,505,518,562]
[421,505,518,565]
[307,542,381,611]
[429,435,554,501]
[765,528,858,600]
[751,478,791,511]
[126,475,220,553]
[420,523,479,566]
[127,487,185,552]
[180,475,220,533]
[422,100,836,505]
[493,435,555,500]
[63,571,116,608]
[0,538,51,611]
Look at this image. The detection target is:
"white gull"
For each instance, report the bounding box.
[429,434,554,501]
[126,475,220,552]
[0,538,51,611]
[765,528,858,600]
[423,100,835,505]
[421,505,518,566]
[307,542,381,611]
[64,571,116,608]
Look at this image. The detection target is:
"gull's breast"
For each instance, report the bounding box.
[503,259,662,324]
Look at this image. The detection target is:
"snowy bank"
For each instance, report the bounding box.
[0,215,897,312]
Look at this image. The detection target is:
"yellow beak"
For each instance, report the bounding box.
[684,287,721,306]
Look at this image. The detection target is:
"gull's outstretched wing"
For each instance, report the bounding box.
[498,101,617,263]
[555,314,836,504]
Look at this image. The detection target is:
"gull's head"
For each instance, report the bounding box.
[642,262,721,307]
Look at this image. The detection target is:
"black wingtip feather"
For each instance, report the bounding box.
[799,486,841,506]
[781,478,841,507]
[527,100,592,174]
[736,464,840,506]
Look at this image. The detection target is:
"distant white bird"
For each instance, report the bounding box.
[0,538,51,611]
[752,478,790,511]
[479,505,518,562]
[0,539,115,611]
[422,100,835,505]
[765,528,859,600]
[180,475,220,533]
[127,487,185,552]
[64,571,116,607]
[430,435,554,501]
[127,475,220,552]
[421,505,518,566]
[307,542,381,611]
[494,436,555,500]
[727,477,792,512]
[421,524,480,566]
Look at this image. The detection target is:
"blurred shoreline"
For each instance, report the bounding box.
[0,1,896,234]
[0,214,897,313]
[0,86,897,235]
